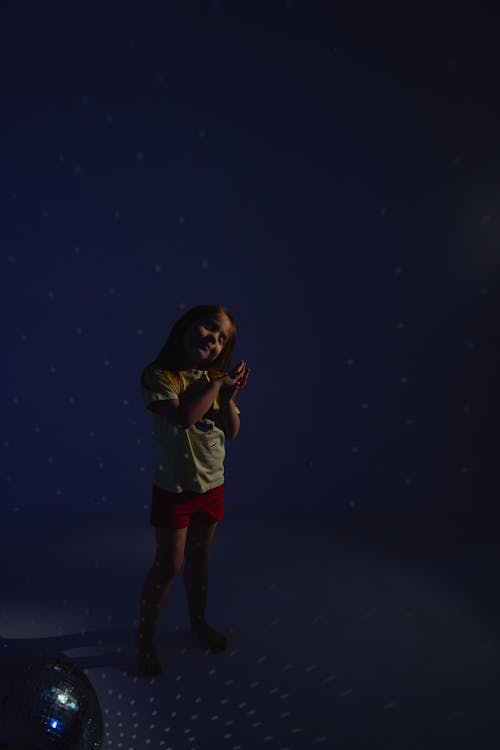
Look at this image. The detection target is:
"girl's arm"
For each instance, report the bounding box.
[216,398,240,441]
[180,380,223,429]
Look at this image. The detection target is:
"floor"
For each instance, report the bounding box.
[0,509,499,749]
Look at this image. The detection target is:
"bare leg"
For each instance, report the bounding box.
[136,526,188,676]
[183,521,227,653]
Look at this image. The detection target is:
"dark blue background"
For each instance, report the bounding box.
[2,1,499,514]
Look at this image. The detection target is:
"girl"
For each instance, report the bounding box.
[136,303,250,676]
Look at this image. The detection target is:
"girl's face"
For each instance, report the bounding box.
[181,314,232,368]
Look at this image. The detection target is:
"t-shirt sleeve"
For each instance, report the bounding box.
[141,365,179,412]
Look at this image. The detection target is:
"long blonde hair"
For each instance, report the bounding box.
[149,303,237,399]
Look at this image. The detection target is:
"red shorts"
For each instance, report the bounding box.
[150,483,224,529]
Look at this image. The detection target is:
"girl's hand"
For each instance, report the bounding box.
[218,360,251,402]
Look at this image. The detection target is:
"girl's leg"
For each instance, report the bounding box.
[183,520,227,652]
[136,525,188,675]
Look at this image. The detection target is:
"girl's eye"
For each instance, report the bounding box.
[204,323,225,343]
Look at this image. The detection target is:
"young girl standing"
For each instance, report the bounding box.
[136,304,250,676]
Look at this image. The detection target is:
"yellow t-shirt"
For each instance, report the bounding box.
[141,362,240,493]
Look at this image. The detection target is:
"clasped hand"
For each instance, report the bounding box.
[218,360,250,402]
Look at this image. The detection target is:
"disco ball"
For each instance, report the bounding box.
[0,654,102,749]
